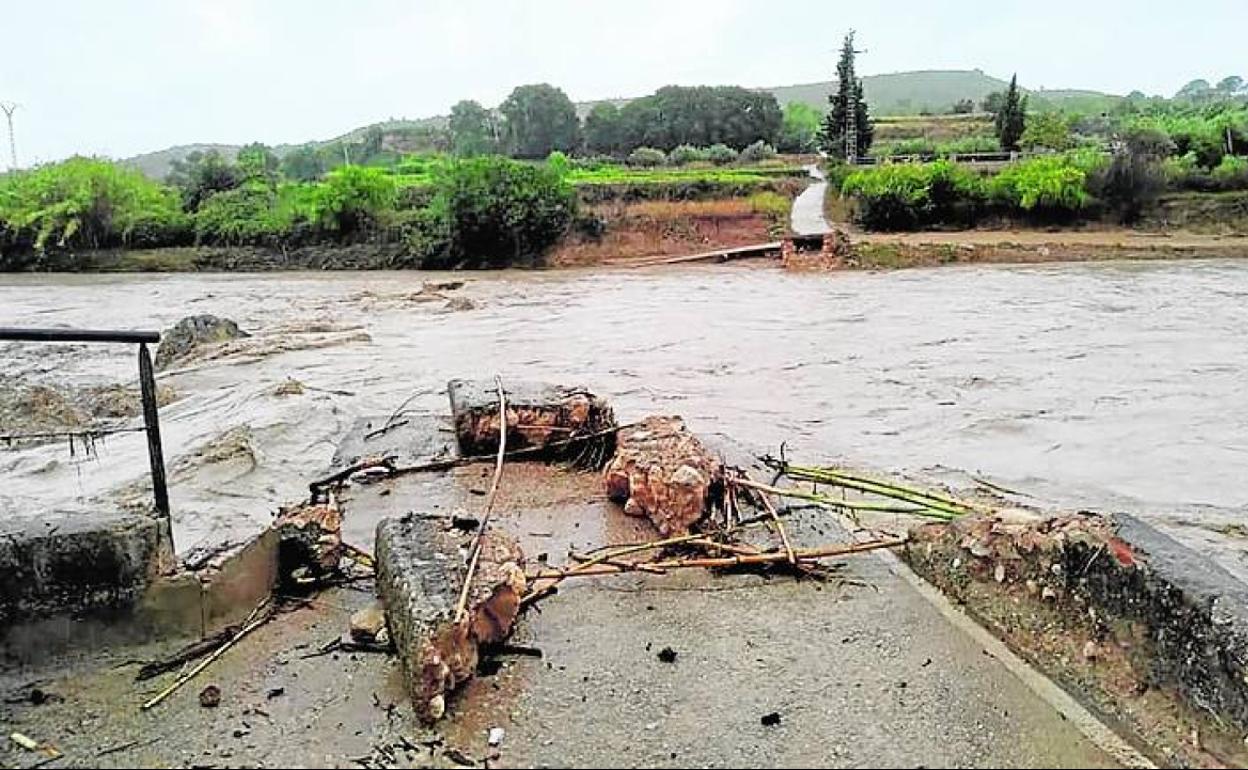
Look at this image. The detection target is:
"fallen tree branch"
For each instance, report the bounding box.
[454,375,507,623]
[750,473,796,565]
[528,537,905,580]
[308,454,396,498]
[140,599,273,711]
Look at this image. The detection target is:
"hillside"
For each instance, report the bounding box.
[125,143,241,180]
[123,70,1121,178]
[768,69,1012,114]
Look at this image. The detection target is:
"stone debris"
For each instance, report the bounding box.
[271,499,343,583]
[604,416,723,536]
[375,513,525,723]
[448,379,616,457]
[350,603,387,642]
[155,314,249,370]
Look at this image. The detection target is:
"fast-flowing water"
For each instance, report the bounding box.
[3,260,1246,578]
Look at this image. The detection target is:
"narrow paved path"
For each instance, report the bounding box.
[790,163,830,235]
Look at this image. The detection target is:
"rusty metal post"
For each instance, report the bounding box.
[138,342,170,520]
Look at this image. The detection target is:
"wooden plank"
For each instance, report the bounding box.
[618,241,784,268]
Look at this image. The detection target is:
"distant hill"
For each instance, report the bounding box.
[125,143,242,180]
[123,70,1122,178]
[767,69,1012,114]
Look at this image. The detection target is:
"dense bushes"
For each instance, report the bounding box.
[842,154,1105,229]
[0,157,188,253]
[627,147,667,167]
[739,141,777,163]
[842,160,984,229]
[706,144,739,165]
[0,155,579,268]
[407,156,576,268]
[988,155,1090,212]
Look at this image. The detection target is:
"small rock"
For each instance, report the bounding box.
[155,314,249,370]
[994,564,1006,583]
[1025,579,1040,596]
[199,684,221,708]
[350,603,387,642]
[951,557,962,570]
[657,646,678,664]
[1041,586,1057,601]
[761,712,782,727]
[487,727,505,747]
[1082,641,1099,661]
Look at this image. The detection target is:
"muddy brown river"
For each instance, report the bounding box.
[3,260,1247,579]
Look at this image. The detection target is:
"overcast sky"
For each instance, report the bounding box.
[1,0,1243,164]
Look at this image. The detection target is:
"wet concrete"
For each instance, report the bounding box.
[0,458,1127,768]
[790,164,829,235]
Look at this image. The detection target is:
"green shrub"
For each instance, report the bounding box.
[668,145,709,165]
[409,156,577,268]
[989,155,1089,212]
[706,144,739,165]
[311,165,399,235]
[739,141,777,163]
[194,183,287,245]
[1212,155,1248,190]
[0,156,188,251]
[545,151,572,178]
[841,160,984,229]
[627,147,667,167]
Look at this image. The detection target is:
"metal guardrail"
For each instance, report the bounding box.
[0,327,169,520]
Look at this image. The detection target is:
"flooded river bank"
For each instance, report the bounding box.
[3,260,1247,579]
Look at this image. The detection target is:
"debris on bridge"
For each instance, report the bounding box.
[448,378,616,458]
[604,415,724,536]
[376,513,525,723]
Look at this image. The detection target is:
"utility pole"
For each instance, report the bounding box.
[0,102,17,171]
[842,40,867,164]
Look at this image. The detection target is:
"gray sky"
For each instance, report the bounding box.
[1,0,1243,164]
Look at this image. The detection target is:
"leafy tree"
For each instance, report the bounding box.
[500,84,581,159]
[449,100,497,156]
[410,155,577,268]
[584,103,625,155]
[777,102,821,153]
[820,31,874,159]
[981,91,1006,115]
[1217,76,1245,96]
[281,145,326,181]
[950,99,975,114]
[166,150,241,211]
[615,86,782,152]
[237,142,279,183]
[1020,111,1072,151]
[1175,79,1212,101]
[994,74,1027,151]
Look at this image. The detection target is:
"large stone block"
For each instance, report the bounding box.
[604,416,723,536]
[447,379,615,457]
[375,513,524,722]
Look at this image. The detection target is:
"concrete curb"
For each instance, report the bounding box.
[904,509,1248,765]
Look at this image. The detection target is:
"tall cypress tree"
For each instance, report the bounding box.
[995,74,1028,152]
[821,31,873,160]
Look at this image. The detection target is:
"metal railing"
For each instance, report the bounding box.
[0,327,169,520]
